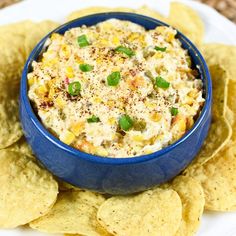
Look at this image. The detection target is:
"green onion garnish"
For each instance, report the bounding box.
[155,76,170,89]
[115,46,135,58]
[107,71,121,86]
[77,35,90,48]
[171,107,179,116]
[119,115,134,131]
[154,46,167,52]
[79,64,93,72]
[68,81,81,96]
[87,115,100,123]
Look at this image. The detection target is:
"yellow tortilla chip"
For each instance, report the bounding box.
[227,79,236,142]
[135,5,166,21]
[30,190,109,235]
[190,145,236,211]
[0,20,35,36]
[97,188,182,236]
[0,98,23,149]
[170,176,205,236]
[66,3,204,45]
[201,44,236,81]
[0,34,26,98]
[167,2,204,45]
[0,150,58,228]
[210,65,228,118]
[67,6,135,21]
[8,136,33,157]
[0,20,58,99]
[57,180,81,191]
[184,65,231,172]
[24,20,59,57]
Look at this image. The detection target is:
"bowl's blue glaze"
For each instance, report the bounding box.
[20,12,212,195]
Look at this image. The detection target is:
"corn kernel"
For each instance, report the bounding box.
[154,52,164,59]
[28,77,37,87]
[96,57,102,65]
[100,38,108,45]
[132,135,144,142]
[108,117,116,125]
[187,117,194,129]
[112,67,121,72]
[74,55,84,64]
[112,36,120,46]
[144,149,153,154]
[167,33,175,42]
[55,97,66,108]
[51,33,62,41]
[185,96,194,105]
[100,22,112,30]
[188,90,198,98]
[145,102,157,109]
[37,85,48,95]
[150,112,162,122]
[96,147,108,156]
[173,115,186,133]
[59,130,75,145]
[60,44,70,59]
[66,66,74,78]
[107,100,115,108]
[70,122,85,136]
[93,97,102,103]
[48,87,55,99]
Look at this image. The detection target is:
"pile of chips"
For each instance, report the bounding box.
[0,2,236,235]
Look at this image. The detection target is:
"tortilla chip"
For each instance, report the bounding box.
[67,6,136,22]
[8,136,33,157]
[184,65,231,172]
[97,188,182,236]
[167,2,204,45]
[170,176,205,236]
[135,5,166,22]
[0,20,58,99]
[0,98,23,149]
[30,190,109,235]
[201,44,236,81]
[210,65,228,118]
[189,145,236,211]
[227,79,236,141]
[0,150,58,228]
[0,20,35,36]
[0,34,26,98]
[24,20,59,57]
[57,180,81,191]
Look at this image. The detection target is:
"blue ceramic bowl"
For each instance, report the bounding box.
[20,12,212,195]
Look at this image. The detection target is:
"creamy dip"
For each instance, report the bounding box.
[28,19,204,157]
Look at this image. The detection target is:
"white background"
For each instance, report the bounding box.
[1,0,236,235]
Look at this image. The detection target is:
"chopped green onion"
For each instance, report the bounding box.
[115,46,135,58]
[77,35,90,48]
[107,71,121,86]
[68,81,81,96]
[119,115,134,131]
[79,64,93,72]
[154,46,167,52]
[155,76,170,89]
[171,107,179,116]
[87,115,100,123]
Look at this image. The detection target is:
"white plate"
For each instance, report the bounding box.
[1,0,236,235]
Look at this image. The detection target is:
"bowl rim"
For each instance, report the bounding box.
[21,12,212,165]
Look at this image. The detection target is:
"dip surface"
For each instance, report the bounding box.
[28,19,204,158]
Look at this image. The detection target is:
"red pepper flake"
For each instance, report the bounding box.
[64,77,69,85]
